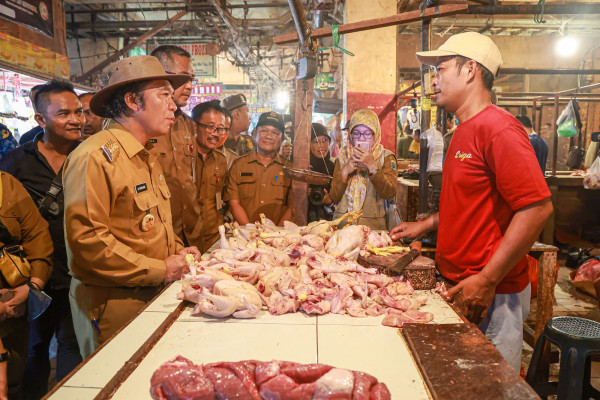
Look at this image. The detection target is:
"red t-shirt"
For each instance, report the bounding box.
[437,105,551,294]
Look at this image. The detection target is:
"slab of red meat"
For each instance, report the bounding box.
[573,259,600,282]
[150,356,214,400]
[150,358,391,400]
[203,366,253,399]
[255,361,281,386]
[259,373,317,399]
[370,382,391,399]
[208,361,261,400]
[281,363,334,383]
[351,371,377,400]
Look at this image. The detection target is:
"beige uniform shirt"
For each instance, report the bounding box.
[63,121,184,288]
[224,152,292,223]
[153,110,200,244]
[0,172,52,286]
[195,149,228,252]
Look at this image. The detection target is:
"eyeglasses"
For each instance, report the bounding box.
[165,71,198,86]
[311,137,330,144]
[197,123,228,135]
[350,131,374,139]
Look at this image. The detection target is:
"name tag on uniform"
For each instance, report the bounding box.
[135,183,148,193]
[149,138,158,143]
[241,172,253,177]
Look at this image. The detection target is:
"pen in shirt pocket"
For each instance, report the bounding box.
[92,318,101,334]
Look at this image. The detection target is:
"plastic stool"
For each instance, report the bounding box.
[526,316,600,400]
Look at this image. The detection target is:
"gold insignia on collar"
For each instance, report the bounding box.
[101,139,120,163]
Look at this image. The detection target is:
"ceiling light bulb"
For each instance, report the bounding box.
[556,36,578,57]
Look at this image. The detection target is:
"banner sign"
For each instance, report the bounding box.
[0,0,54,38]
[0,33,68,78]
[149,43,215,78]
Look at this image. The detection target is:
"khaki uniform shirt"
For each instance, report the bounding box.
[224,152,292,224]
[153,110,200,245]
[195,149,228,252]
[63,121,184,288]
[0,172,52,286]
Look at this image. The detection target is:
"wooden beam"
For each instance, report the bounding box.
[291,78,314,226]
[273,4,469,44]
[74,10,188,83]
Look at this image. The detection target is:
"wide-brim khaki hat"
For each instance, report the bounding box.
[415,32,503,76]
[90,55,191,118]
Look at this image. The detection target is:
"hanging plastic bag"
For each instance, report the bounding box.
[556,99,581,138]
[583,156,600,189]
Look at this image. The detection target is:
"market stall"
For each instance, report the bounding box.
[45,215,539,400]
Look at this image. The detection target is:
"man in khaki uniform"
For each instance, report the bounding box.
[221,94,256,157]
[225,111,292,225]
[190,101,229,252]
[150,45,199,246]
[63,56,200,357]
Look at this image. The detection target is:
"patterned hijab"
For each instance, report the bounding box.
[338,109,385,213]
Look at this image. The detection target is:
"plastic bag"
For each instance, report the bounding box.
[385,198,403,231]
[583,156,600,189]
[556,99,581,138]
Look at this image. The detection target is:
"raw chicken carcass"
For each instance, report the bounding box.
[573,259,600,282]
[325,225,370,258]
[213,280,263,312]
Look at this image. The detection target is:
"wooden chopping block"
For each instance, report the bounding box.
[358,242,437,289]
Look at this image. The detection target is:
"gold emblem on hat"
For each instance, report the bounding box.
[141,213,155,232]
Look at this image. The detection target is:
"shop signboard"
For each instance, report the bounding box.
[149,43,215,78]
[183,84,222,113]
[0,0,54,37]
[0,33,68,78]
[315,72,335,91]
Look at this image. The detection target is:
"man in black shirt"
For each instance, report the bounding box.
[0,80,84,399]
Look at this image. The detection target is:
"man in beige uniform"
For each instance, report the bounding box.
[63,56,200,357]
[225,111,292,225]
[221,94,256,157]
[190,101,229,252]
[150,45,199,246]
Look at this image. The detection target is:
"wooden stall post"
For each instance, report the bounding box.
[551,95,559,176]
[291,78,314,225]
[418,18,431,215]
[535,250,558,340]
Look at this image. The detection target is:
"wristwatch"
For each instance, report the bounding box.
[0,351,10,363]
[369,167,378,176]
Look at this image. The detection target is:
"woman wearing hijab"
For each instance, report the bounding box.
[308,123,335,222]
[329,109,398,230]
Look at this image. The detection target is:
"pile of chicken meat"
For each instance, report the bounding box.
[178,212,435,328]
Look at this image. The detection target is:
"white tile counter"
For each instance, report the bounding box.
[49,284,459,399]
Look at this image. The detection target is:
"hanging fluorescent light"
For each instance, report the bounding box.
[556,36,578,57]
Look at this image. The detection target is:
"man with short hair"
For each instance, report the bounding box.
[0,79,84,398]
[19,85,44,145]
[225,111,292,225]
[63,56,200,357]
[79,92,105,139]
[517,115,548,175]
[391,32,553,371]
[221,94,256,156]
[191,101,229,252]
[150,45,199,246]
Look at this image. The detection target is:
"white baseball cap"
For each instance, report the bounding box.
[415,32,503,76]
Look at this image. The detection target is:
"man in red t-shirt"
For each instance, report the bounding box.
[391,32,553,370]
